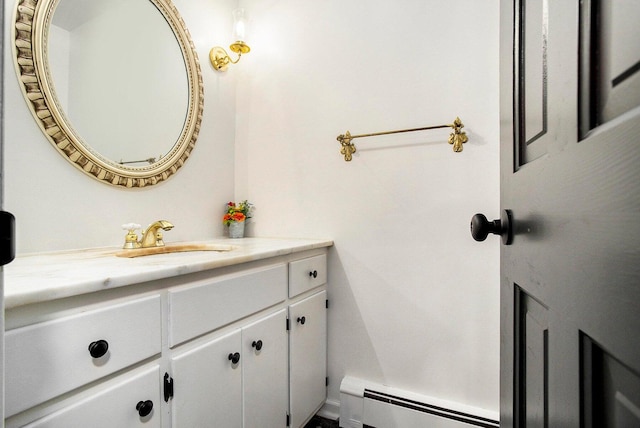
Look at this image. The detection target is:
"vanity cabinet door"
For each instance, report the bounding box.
[19,365,161,428]
[243,309,288,428]
[289,290,327,428]
[170,330,242,428]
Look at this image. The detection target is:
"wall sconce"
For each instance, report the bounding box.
[210,9,250,72]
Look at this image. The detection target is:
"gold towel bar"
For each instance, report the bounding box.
[336,117,468,161]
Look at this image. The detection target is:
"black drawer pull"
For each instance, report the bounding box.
[309,270,318,278]
[297,316,306,325]
[252,340,263,351]
[136,400,153,417]
[228,352,241,364]
[88,340,109,358]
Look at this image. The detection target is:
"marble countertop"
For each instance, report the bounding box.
[4,237,333,309]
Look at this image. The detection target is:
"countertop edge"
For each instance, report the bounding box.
[5,237,333,309]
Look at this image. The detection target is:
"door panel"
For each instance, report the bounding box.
[514,287,548,428]
[514,0,549,166]
[500,0,640,426]
[580,0,640,136]
[581,334,640,427]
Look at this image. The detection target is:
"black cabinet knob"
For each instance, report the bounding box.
[252,340,263,351]
[309,270,318,278]
[297,316,306,325]
[136,400,153,417]
[88,340,109,358]
[228,352,241,364]
[470,210,513,245]
[0,211,15,266]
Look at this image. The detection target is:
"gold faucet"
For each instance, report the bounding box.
[140,220,174,248]
[121,220,174,249]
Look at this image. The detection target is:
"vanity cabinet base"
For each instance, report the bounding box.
[5,247,329,428]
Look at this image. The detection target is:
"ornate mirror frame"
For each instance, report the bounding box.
[12,0,204,188]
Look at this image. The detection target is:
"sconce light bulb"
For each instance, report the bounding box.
[232,9,247,42]
[233,21,246,42]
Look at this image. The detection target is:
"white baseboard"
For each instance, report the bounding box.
[317,398,340,421]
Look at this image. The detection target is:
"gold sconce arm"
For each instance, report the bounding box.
[336,117,468,161]
[210,41,250,71]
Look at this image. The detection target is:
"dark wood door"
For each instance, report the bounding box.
[497,0,640,425]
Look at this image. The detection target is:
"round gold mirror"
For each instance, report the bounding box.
[12,0,203,188]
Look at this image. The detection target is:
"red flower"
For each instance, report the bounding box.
[231,212,246,222]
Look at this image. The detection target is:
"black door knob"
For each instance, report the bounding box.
[470,210,513,245]
[228,352,241,364]
[252,340,263,351]
[88,340,109,358]
[309,270,318,278]
[297,316,306,325]
[136,400,153,417]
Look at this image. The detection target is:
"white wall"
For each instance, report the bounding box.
[235,0,501,413]
[3,0,238,253]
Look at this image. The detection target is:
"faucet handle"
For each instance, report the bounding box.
[121,223,141,249]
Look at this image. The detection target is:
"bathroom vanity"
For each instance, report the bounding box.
[4,238,332,428]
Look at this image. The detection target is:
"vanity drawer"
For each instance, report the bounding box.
[19,365,161,428]
[5,295,162,417]
[289,254,327,297]
[168,263,287,347]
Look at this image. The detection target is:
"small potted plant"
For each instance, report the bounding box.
[223,200,253,238]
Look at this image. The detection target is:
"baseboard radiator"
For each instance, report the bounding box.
[339,376,499,428]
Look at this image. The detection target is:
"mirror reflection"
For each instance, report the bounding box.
[48,0,189,166]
